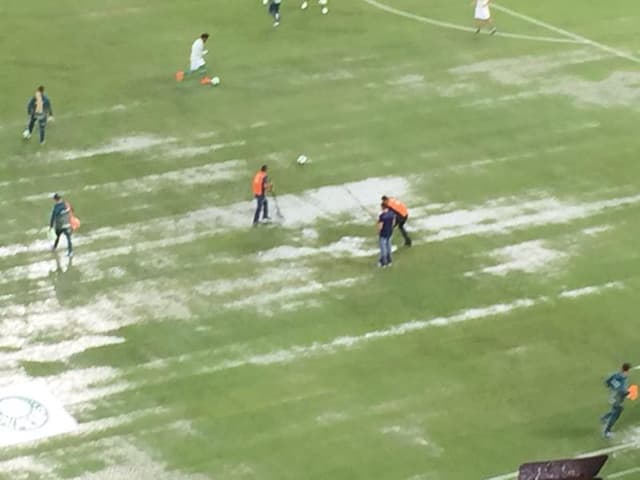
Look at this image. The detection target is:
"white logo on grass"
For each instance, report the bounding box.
[0,396,49,431]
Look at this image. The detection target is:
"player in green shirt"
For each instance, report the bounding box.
[600,362,631,438]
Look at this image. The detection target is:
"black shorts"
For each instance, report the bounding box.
[269,2,280,14]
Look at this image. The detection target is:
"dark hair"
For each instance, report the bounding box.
[52,193,61,200]
[261,165,267,172]
[381,195,389,201]
[622,363,632,372]
[201,33,210,40]
[37,85,45,93]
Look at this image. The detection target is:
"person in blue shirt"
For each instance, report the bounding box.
[601,362,631,438]
[23,86,54,145]
[377,203,395,267]
[49,193,73,257]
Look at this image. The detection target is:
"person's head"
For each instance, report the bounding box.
[380,202,387,211]
[261,165,267,172]
[52,193,61,202]
[37,85,45,93]
[201,33,210,43]
[381,195,389,206]
[622,363,632,375]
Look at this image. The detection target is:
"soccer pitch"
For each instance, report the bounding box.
[1,0,640,478]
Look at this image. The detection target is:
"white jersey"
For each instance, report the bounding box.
[475,0,491,20]
[190,38,207,71]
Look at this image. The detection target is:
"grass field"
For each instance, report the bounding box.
[2,0,640,478]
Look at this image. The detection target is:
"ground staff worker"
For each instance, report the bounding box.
[382,195,412,246]
[252,165,272,226]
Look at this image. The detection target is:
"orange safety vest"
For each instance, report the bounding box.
[386,197,408,217]
[252,171,267,195]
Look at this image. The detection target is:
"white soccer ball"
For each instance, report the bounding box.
[296,155,308,165]
[211,76,221,86]
[321,6,328,14]
[301,1,308,9]
[22,129,31,139]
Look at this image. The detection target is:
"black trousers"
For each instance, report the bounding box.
[396,215,411,245]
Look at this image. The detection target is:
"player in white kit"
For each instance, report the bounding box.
[175,33,214,85]
[473,0,496,35]
[301,0,329,14]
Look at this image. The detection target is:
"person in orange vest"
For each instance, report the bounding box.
[252,165,272,225]
[381,195,412,246]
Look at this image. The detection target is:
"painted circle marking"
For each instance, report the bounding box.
[0,396,49,431]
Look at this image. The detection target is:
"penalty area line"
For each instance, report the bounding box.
[485,440,640,480]
[361,0,584,45]
[493,3,640,64]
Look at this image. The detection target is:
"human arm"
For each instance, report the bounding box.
[49,205,57,229]
[44,96,54,119]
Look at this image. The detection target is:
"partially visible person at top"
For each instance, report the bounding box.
[473,0,496,35]
[268,0,282,27]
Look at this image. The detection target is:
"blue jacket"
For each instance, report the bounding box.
[27,95,53,116]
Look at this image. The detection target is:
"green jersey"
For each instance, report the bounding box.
[605,371,629,406]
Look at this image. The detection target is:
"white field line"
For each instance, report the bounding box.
[0,281,621,432]
[493,3,640,64]
[608,467,640,479]
[362,0,584,44]
[74,281,621,392]
[486,439,640,480]
[21,159,246,202]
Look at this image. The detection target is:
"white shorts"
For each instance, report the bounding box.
[190,58,205,72]
[475,5,491,21]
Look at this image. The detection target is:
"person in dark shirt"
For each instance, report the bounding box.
[49,193,73,257]
[601,362,632,438]
[23,86,54,145]
[377,203,395,267]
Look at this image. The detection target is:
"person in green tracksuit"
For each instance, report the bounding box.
[600,362,631,438]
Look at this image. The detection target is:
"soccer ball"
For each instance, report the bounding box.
[22,129,31,140]
[301,1,308,8]
[321,6,328,14]
[296,155,308,165]
[211,76,221,86]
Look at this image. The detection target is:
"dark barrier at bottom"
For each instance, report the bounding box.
[518,454,608,480]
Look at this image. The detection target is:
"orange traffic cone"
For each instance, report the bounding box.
[175,71,185,82]
[200,76,212,85]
